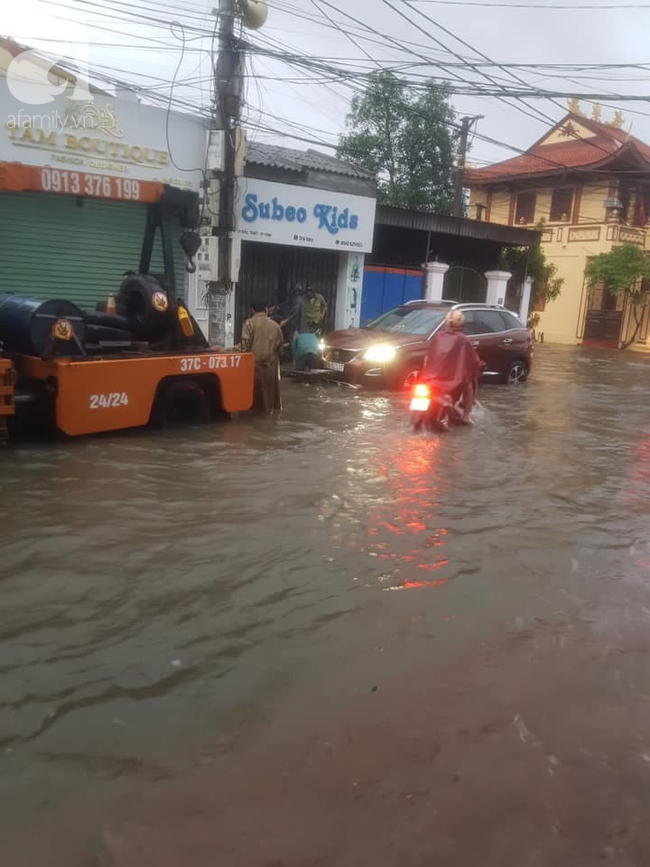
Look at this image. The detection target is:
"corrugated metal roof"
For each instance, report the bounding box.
[246,141,375,181]
[376,204,539,247]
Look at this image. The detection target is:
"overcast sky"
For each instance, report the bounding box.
[4,0,650,168]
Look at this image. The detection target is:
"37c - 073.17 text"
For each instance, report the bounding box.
[179,355,242,372]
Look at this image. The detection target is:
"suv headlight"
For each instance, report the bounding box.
[318,339,326,352]
[364,344,397,363]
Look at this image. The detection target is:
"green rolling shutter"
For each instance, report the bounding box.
[0,192,186,310]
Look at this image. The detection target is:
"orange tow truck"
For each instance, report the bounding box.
[0,187,253,443]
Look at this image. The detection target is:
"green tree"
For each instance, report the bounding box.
[585,243,650,349]
[499,222,563,329]
[338,72,457,213]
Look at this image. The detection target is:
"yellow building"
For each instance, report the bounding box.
[466,106,650,350]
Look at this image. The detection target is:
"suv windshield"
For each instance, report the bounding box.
[365,306,446,335]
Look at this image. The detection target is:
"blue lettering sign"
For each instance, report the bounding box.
[241,192,259,223]
[314,204,337,235]
[241,191,360,235]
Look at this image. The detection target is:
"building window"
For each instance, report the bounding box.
[619,186,631,224]
[515,191,536,225]
[550,187,574,223]
[633,192,650,227]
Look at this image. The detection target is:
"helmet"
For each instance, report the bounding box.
[446,309,465,330]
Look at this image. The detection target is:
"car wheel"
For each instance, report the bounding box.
[401,367,421,391]
[505,360,528,385]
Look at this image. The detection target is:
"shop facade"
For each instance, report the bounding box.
[229,144,377,340]
[0,67,205,311]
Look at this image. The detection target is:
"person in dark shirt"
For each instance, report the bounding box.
[272,285,304,343]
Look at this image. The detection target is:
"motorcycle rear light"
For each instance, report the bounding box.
[413,383,430,398]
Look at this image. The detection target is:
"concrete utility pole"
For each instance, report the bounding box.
[453,115,483,219]
[206,0,266,344]
[212,0,241,291]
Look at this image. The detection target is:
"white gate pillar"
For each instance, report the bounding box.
[484,270,512,307]
[519,276,533,324]
[424,261,450,302]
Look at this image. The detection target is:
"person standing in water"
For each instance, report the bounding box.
[303,283,328,332]
[240,301,283,412]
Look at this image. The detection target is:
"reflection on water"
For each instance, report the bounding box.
[362,434,450,591]
[3,345,650,865]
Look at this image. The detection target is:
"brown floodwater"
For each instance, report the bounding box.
[2,344,650,866]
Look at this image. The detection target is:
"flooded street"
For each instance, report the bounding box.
[3,343,650,866]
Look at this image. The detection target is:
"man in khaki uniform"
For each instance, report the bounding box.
[240,301,283,412]
[303,283,328,331]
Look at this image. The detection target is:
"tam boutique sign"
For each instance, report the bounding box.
[235,178,376,253]
[0,79,205,190]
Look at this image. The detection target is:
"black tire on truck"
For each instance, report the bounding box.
[118,275,169,342]
[151,380,211,428]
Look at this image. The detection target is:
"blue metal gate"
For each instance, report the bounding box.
[360,267,423,325]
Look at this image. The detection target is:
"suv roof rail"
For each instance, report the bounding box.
[404,298,457,306]
[452,302,510,311]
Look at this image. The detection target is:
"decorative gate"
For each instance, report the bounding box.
[443,266,487,304]
[583,283,623,342]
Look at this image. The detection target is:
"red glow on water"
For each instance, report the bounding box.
[402,578,449,590]
[417,559,449,572]
[360,434,454,589]
[380,521,404,535]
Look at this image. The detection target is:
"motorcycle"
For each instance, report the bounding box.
[411,354,484,432]
[410,382,464,432]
